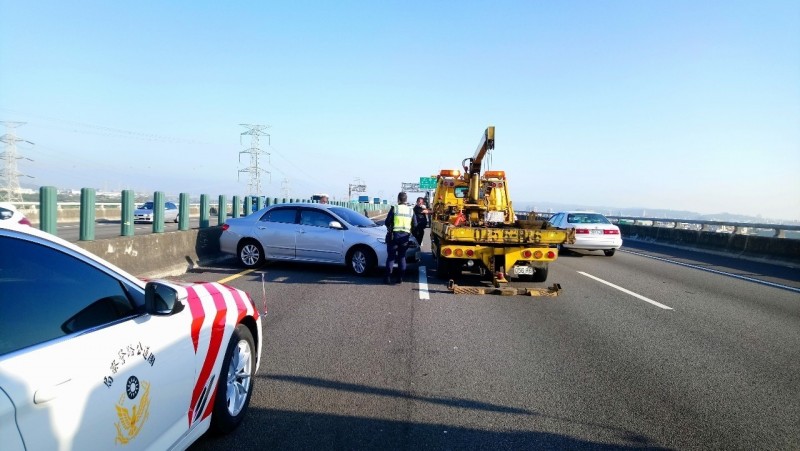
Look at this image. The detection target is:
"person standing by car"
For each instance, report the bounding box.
[320,195,329,204]
[412,196,430,247]
[384,192,413,285]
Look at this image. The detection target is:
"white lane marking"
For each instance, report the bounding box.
[418,266,430,300]
[622,249,800,294]
[578,271,674,310]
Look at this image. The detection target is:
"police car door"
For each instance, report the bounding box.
[0,234,194,450]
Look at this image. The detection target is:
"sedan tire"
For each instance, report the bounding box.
[347,246,376,276]
[238,240,265,268]
[210,324,255,435]
[604,249,616,257]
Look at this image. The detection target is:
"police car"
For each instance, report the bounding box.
[0,221,263,450]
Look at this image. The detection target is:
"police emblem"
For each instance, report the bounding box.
[115,376,151,445]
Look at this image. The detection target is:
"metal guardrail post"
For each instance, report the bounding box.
[232,195,240,218]
[265,197,272,207]
[80,187,95,241]
[153,191,165,233]
[257,196,265,211]
[39,186,57,235]
[200,194,209,228]
[179,193,189,230]
[121,190,134,236]
[218,195,226,225]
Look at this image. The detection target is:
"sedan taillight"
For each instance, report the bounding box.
[575,228,590,234]
[222,224,230,231]
[604,229,620,235]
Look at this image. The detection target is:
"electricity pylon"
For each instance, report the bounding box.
[0,121,34,202]
[238,124,271,196]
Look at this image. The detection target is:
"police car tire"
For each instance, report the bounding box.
[210,324,256,435]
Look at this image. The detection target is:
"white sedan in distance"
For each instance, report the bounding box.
[548,211,623,256]
[0,221,263,450]
[220,203,420,275]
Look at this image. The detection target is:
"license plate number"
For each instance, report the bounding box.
[514,266,533,275]
[591,229,603,235]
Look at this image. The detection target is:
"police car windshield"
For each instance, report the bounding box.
[330,207,379,227]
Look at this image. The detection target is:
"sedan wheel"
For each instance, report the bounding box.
[238,241,264,268]
[348,247,375,276]
[604,249,616,257]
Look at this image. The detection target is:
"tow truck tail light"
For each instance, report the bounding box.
[443,248,452,256]
[575,228,590,234]
[454,248,463,257]
[440,169,461,177]
[604,229,620,235]
[547,251,555,259]
[465,249,474,257]
[483,170,505,179]
[533,250,543,259]
[522,250,532,258]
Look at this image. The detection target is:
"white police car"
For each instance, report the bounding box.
[0,221,263,450]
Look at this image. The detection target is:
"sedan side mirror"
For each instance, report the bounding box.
[144,281,185,315]
[329,220,344,230]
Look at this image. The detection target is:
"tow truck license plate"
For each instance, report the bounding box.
[514,266,534,275]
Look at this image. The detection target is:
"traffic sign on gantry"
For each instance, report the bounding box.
[419,177,436,190]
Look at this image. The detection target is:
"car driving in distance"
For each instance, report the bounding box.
[0,220,263,450]
[134,201,179,223]
[548,211,623,256]
[220,203,420,275]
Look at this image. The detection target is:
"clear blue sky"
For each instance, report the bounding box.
[1,1,798,221]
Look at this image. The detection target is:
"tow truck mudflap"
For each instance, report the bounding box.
[447,281,563,297]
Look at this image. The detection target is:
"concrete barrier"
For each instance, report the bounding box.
[75,226,226,278]
[618,224,800,266]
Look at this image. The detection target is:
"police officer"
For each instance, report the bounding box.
[384,192,413,284]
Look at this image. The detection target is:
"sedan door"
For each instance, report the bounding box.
[295,209,345,263]
[252,207,299,260]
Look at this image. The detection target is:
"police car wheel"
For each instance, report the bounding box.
[210,324,255,435]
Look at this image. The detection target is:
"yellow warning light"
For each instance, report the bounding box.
[483,170,505,179]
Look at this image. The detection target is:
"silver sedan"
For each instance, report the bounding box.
[220,203,420,275]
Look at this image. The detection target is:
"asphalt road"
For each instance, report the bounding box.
[172,231,800,450]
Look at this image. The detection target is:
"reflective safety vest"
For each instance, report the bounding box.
[392,204,413,234]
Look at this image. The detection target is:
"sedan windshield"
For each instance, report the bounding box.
[330,207,379,227]
[139,202,154,209]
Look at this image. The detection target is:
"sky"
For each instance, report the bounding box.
[1,0,798,221]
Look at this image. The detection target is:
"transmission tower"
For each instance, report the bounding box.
[0,121,35,203]
[238,124,271,196]
[280,178,290,199]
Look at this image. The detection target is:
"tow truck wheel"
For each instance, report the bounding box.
[436,256,451,280]
[531,265,549,283]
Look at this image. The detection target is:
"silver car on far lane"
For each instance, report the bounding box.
[220,203,420,275]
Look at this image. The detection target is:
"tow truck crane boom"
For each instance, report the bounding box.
[463,126,495,204]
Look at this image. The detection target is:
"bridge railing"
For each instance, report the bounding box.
[516,212,800,240]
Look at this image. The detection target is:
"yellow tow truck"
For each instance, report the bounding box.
[430,126,574,287]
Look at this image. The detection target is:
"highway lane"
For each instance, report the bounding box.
[54,217,221,241]
[175,232,799,450]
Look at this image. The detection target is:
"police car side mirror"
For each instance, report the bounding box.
[144,281,185,315]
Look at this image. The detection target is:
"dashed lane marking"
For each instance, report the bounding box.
[418,266,430,300]
[578,271,674,310]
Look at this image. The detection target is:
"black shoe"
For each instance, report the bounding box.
[384,277,393,285]
[395,276,404,285]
